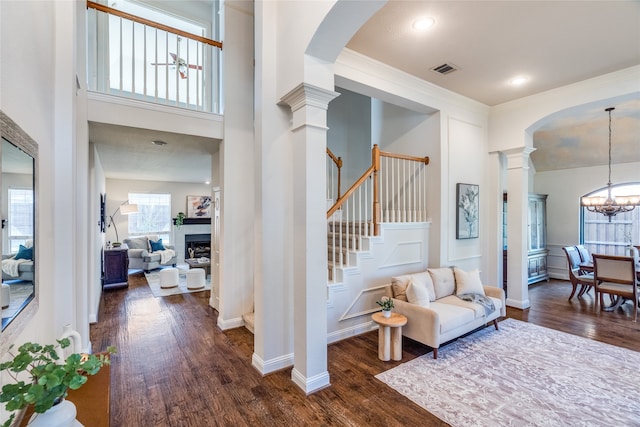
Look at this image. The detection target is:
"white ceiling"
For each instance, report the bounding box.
[348,1,640,107]
[90,122,218,184]
[93,0,640,181]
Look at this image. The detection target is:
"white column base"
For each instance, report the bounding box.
[251,352,294,375]
[506,297,531,309]
[291,368,331,395]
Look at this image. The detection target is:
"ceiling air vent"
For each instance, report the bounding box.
[431,63,458,75]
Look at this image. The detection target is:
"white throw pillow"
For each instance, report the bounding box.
[454,268,485,296]
[410,271,436,302]
[406,279,431,307]
[429,267,456,299]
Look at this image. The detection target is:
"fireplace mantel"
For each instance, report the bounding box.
[173,217,211,225]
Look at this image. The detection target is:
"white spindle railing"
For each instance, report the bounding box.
[327,145,429,281]
[328,176,373,280]
[86,2,222,114]
[379,155,429,223]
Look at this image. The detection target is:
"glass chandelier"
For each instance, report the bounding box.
[581,107,640,222]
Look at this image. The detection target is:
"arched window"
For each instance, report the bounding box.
[581,182,640,255]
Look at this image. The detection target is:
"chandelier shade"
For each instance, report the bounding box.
[581,107,640,221]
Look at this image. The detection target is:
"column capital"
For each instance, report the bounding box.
[280,83,340,113]
[503,146,536,169]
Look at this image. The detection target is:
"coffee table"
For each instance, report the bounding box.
[185,258,211,277]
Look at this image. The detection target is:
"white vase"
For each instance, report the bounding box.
[28,399,84,427]
[383,310,391,318]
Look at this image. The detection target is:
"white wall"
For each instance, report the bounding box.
[335,50,490,277]
[327,87,372,188]
[1,5,81,425]
[104,178,210,245]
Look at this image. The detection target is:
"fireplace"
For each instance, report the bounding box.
[184,234,211,259]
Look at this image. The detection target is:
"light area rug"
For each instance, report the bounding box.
[144,268,211,297]
[376,318,640,427]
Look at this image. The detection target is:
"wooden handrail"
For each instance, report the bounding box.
[380,150,430,165]
[326,148,343,199]
[326,148,342,168]
[87,1,223,49]
[327,166,375,218]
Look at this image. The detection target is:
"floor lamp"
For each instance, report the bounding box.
[107,201,138,244]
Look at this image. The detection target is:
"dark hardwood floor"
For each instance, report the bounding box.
[91,275,640,426]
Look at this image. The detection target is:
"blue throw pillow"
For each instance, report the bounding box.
[149,239,165,252]
[15,244,33,260]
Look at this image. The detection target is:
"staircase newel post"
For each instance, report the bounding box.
[372,144,381,236]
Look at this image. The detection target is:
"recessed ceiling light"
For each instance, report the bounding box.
[510,76,529,86]
[412,17,435,31]
[151,140,167,146]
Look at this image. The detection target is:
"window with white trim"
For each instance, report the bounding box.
[127,193,172,244]
[581,183,640,256]
[7,188,34,253]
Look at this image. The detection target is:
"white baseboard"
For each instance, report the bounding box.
[327,321,376,344]
[252,352,294,375]
[217,316,244,330]
[506,298,531,309]
[291,368,331,395]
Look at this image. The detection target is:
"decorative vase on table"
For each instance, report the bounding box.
[383,310,391,318]
[27,398,83,427]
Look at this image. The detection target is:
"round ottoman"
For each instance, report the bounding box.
[1,283,10,309]
[186,268,205,290]
[159,268,179,289]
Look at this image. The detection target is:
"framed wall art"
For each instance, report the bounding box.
[187,195,212,218]
[456,183,479,239]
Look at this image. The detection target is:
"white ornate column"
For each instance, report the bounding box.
[281,83,339,394]
[504,147,535,309]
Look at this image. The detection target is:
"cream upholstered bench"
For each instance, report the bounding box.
[1,283,10,309]
[186,268,205,290]
[159,268,179,289]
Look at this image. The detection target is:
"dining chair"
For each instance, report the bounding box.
[575,244,591,264]
[593,254,638,322]
[562,246,595,301]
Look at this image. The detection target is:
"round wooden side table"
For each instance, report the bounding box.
[371,312,408,361]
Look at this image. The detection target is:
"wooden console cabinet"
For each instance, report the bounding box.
[103,245,129,289]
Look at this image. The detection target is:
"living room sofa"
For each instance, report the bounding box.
[123,235,177,273]
[2,242,35,283]
[387,267,505,359]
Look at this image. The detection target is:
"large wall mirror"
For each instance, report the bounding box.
[0,111,38,349]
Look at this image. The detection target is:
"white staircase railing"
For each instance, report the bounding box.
[327,145,429,281]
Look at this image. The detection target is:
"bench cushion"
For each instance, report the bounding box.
[429,301,476,333]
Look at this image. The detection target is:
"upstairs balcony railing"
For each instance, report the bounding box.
[86,1,223,113]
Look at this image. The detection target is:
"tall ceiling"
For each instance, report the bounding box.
[93,0,640,181]
[347,0,640,172]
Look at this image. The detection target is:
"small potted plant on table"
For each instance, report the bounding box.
[0,339,116,427]
[376,296,394,318]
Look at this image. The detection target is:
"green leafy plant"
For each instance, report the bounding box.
[175,212,186,228]
[0,339,116,427]
[376,296,394,311]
